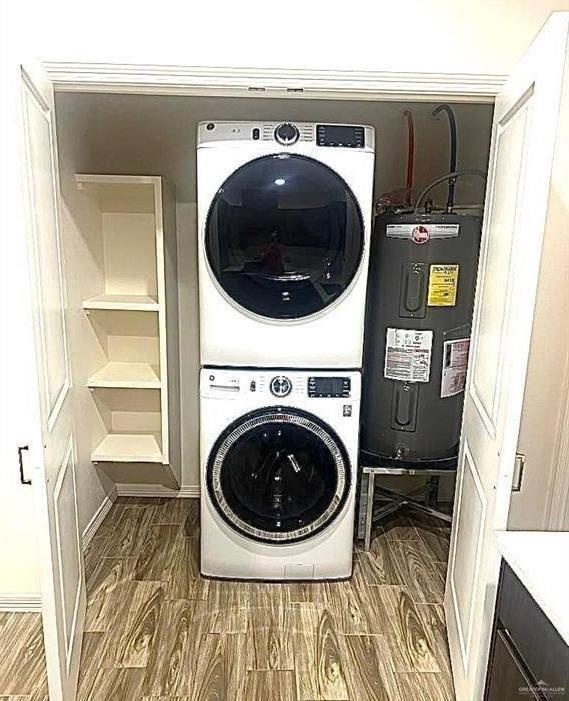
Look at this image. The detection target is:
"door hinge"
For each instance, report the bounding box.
[512,452,525,492]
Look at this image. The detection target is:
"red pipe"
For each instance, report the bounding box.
[403,110,415,206]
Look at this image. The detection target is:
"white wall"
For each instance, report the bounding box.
[6,1,569,77]
[1,0,569,74]
[53,93,493,206]
[54,92,492,489]
[54,103,118,533]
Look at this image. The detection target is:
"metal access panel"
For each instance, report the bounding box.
[399,262,428,318]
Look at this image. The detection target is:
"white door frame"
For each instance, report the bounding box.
[28,47,561,700]
[43,62,504,102]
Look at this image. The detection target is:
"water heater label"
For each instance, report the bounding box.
[386,223,460,239]
[441,338,470,397]
[384,328,433,383]
[428,264,460,306]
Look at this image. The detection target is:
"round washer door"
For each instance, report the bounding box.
[205,154,364,320]
[206,407,351,544]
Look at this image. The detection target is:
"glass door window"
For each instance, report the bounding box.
[205,154,364,320]
[207,407,351,544]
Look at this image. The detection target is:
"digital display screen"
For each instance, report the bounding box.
[315,378,344,395]
[317,124,365,148]
[308,376,350,397]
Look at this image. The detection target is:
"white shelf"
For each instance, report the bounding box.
[92,434,163,463]
[87,362,160,389]
[76,174,159,186]
[75,175,180,484]
[83,294,159,311]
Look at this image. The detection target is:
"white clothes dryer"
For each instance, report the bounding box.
[200,368,361,580]
[197,121,375,368]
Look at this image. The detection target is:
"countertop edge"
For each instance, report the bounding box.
[495,530,569,646]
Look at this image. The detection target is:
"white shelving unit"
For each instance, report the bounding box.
[83,293,159,312]
[75,174,181,485]
[87,361,161,389]
[92,434,163,463]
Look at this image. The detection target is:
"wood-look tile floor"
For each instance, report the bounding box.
[0,498,455,700]
[0,611,48,700]
[79,498,454,701]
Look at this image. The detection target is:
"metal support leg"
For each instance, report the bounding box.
[375,484,452,523]
[356,471,369,541]
[364,471,375,551]
[359,466,455,548]
[426,475,440,507]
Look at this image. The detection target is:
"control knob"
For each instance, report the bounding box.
[274,122,300,146]
[270,375,292,397]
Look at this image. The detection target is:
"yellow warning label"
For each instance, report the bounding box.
[428,264,459,306]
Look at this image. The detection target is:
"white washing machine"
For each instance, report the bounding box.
[200,368,361,580]
[197,121,375,368]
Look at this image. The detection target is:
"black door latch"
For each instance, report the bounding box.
[18,445,32,485]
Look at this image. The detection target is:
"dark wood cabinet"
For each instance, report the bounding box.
[485,561,569,700]
[486,629,539,701]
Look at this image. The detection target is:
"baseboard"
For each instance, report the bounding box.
[82,486,118,551]
[115,484,200,499]
[0,594,42,612]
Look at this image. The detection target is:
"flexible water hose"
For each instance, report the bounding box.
[432,104,458,212]
[414,170,487,213]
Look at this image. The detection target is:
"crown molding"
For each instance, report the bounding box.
[43,62,504,102]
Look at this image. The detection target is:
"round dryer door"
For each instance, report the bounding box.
[205,154,364,320]
[206,407,351,544]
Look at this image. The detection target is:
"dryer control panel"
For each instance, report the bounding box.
[197,121,374,152]
[316,124,365,148]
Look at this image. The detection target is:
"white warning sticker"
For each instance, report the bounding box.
[441,338,470,398]
[386,223,460,239]
[384,328,433,383]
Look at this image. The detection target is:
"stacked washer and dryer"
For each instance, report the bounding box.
[197,120,375,580]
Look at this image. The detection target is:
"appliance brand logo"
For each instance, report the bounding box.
[412,225,430,245]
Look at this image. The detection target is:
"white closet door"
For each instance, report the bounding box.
[19,63,86,701]
[445,12,569,701]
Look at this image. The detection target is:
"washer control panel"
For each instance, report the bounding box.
[202,369,357,400]
[308,376,351,398]
[270,375,293,397]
